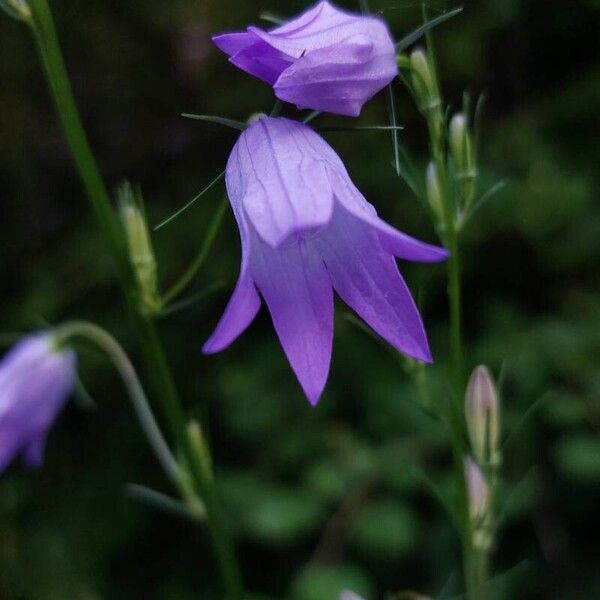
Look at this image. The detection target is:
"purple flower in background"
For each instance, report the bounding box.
[213,1,398,117]
[0,333,76,473]
[203,116,447,405]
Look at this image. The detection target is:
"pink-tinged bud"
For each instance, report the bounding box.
[464,457,489,522]
[465,365,500,465]
[426,162,443,220]
[340,593,365,600]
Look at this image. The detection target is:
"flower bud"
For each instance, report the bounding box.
[464,457,489,523]
[409,48,439,112]
[0,0,30,21]
[449,112,477,208]
[465,365,500,466]
[118,183,161,315]
[426,162,443,220]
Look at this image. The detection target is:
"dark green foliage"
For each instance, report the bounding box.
[0,0,599,598]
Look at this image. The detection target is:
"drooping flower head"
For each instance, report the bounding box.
[213,1,398,117]
[0,332,76,473]
[203,116,447,405]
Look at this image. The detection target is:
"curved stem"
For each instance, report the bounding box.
[55,321,180,485]
[25,3,244,597]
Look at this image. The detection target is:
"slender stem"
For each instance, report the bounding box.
[420,15,485,599]
[54,321,180,485]
[163,197,228,305]
[26,2,243,597]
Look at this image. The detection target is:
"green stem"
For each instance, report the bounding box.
[54,321,180,486]
[420,17,485,599]
[163,197,228,305]
[26,2,243,596]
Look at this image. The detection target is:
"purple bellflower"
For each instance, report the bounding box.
[0,332,76,473]
[203,116,447,405]
[212,1,398,117]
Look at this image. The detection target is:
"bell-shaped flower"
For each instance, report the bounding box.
[0,332,76,473]
[213,1,398,117]
[203,116,447,405]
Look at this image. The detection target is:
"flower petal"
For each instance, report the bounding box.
[204,144,261,354]
[329,170,448,262]
[316,202,433,362]
[237,117,334,247]
[274,35,397,116]
[250,229,333,405]
[248,2,392,59]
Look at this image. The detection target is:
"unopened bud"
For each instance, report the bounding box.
[409,48,439,112]
[464,457,489,523]
[0,0,30,20]
[426,162,443,220]
[449,113,477,208]
[118,183,161,315]
[465,365,500,466]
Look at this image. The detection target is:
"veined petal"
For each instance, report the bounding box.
[274,36,397,117]
[329,170,448,262]
[250,229,334,405]
[248,2,393,59]
[316,203,433,362]
[204,144,261,354]
[236,117,334,247]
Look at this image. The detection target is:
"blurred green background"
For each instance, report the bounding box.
[1,0,599,598]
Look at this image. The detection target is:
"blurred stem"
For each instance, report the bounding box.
[163,197,228,305]
[26,2,243,597]
[421,12,486,600]
[54,321,180,486]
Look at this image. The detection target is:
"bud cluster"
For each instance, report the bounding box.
[463,365,501,552]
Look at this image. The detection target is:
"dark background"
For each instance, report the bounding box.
[1,0,599,598]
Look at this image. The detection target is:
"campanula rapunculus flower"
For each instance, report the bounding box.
[203,116,447,404]
[212,1,398,117]
[0,333,76,473]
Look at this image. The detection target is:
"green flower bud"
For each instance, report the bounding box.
[449,112,477,208]
[426,162,444,220]
[0,0,30,20]
[409,48,439,112]
[118,183,161,315]
[465,365,500,466]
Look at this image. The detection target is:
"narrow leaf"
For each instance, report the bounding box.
[126,483,206,521]
[159,281,225,319]
[386,83,401,175]
[154,170,225,231]
[395,7,464,52]
[303,110,321,124]
[181,113,247,131]
[317,125,404,132]
[259,10,284,25]
[462,179,507,226]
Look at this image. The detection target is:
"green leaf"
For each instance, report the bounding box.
[181,113,247,130]
[126,484,205,522]
[555,435,600,482]
[351,500,417,558]
[395,7,464,52]
[291,565,373,600]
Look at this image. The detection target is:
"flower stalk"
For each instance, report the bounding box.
[22,1,243,596]
[400,19,490,600]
